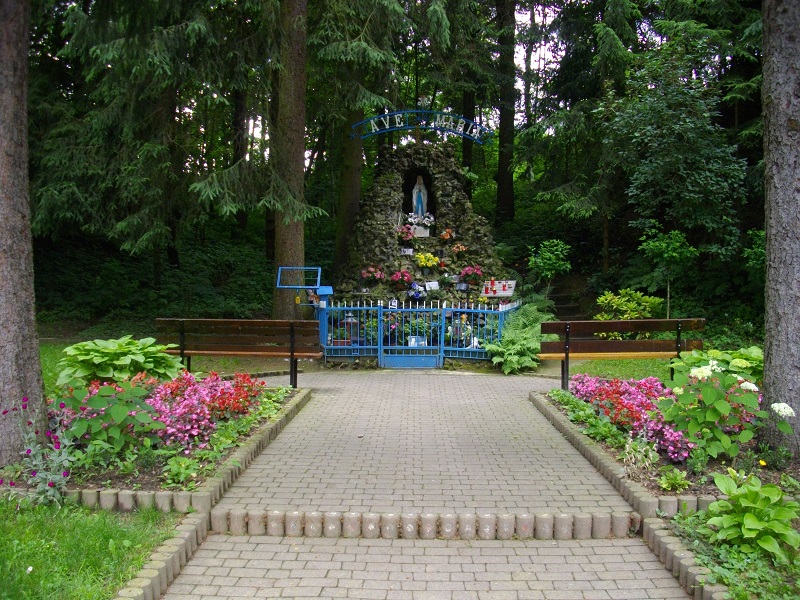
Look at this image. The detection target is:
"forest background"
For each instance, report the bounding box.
[25,0,766,346]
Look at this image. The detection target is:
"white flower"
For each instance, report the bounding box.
[739,381,759,392]
[771,403,796,419]
[708,360,723,372]
[673,387,684,396]
[690,366,713,380]
[26,566,33,574]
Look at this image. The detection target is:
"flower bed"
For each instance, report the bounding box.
[1,372,293,503]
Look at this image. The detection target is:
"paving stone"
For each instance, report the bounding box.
[158,372,687,600]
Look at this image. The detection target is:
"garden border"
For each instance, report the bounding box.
[529,391,729,600]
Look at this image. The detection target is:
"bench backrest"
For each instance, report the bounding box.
[540,318,704,355]
[156,319,321,355]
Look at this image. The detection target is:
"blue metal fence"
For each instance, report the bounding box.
[316,300,520,369]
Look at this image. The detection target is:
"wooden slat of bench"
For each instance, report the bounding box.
[160,333,320,346]
[165,349,323,358]
[156,319,320,335]
[541,318,705,336]
[538,351,686,361]
[540,338,703,355]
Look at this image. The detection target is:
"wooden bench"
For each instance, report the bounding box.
[155,319,323,388]
[539,318,705,390]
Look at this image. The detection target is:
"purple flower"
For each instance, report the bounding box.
[47,482,54,488]
[62,471,69,477]
[25,449,32,455]
[59,402,66,409]
[31,471,37,477]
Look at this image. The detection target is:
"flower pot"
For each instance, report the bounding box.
[330,339,351,347]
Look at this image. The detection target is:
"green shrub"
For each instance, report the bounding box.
[671,346,764,385]
[528,239,571,300]
[594,288,663,320]
[485,303,553,374]
[57,335,183,386]
[700,469,800,564]
[60,382,166,455]
[659,371,765,459]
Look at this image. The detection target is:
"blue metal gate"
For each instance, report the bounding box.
[316,300,520,369]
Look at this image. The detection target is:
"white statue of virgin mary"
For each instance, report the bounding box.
[412,176,427,218]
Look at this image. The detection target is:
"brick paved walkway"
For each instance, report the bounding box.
[162,370,689,600]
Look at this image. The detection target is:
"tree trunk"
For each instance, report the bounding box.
[0,0,45,466]
[272,0,307,320]
[232,86,249,237]
[462,89,475,199]
[333,108,364,277]
[762,0,800,455]
[494,0,516,226]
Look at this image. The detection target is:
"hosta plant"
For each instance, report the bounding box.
[700,469,800,564]
[57,336,183,386]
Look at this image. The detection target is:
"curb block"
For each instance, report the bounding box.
[206,507,642,541]
[529,391,728,600]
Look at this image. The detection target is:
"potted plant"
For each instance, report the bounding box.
[330,327,351,346]
[360,265,386,286]
[414,252,439,275]
[389,269,413,290]
[460,265,484,287]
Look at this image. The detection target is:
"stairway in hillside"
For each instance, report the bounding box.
[547,277,590,321]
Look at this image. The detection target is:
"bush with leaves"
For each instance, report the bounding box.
[484,303,553,374]
[672,346,764,385]
[700,469,800,564]
[661,366,792,460]
[57,336,183,386]
[527,239,571,300]
[59,381,166,455]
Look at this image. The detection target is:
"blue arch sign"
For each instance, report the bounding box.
[352,110,493,145]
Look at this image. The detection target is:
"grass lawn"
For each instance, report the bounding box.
[571,358,673,381]
[0,500,180,600]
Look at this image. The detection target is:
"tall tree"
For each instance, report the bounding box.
[762,0,800,454]
[0,0,44,466]
[494,0,516,225]
[272,0,308,319]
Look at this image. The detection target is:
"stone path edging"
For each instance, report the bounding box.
[530,391,729,600]
[207,506,641,540]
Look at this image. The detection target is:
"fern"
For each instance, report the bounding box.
[485,304,554,375]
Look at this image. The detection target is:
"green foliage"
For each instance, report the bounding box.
[619,436,660,482]
[0,500,179,600]
[657,465,691,492]
[637,227,699,318]
[673,510,800,600]
[701,470,800,564]
[659,371,764,459]
[582,415,628,448]
[686,448,710,476]
[594,288,663,321]
[548,390,627,448]
[60,383,166,455]
[672,346,764,384]
[593,42,747,259]
[57,336,182,386]
[161,455,202,491]
[527,239,571,299]
[484,304,553,374]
